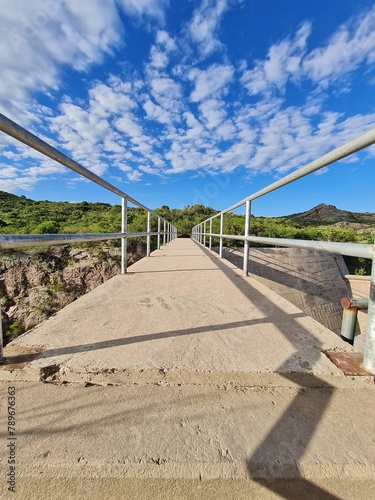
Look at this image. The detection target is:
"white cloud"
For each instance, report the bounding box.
[149,76,182,109]
[143,98,171,125]
[241,6,375,95]
[116,0,170,23]
[188,0,230,56]
[199,99,225,129]
[0,0,170,119]
[0,0,124,118]
[1,0,374,200]
[156,30,176,52]
[241,22,311,95]
[190,64,234,102]
[115,114,143,139]
[118,163,143,181]
[303,6,375,87]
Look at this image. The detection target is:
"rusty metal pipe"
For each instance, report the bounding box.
[340,298,368,346]
[341,298,368,310]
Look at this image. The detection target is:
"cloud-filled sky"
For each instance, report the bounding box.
[0,0,374,216]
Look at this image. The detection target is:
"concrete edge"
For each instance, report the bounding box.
[10,460,375,482]
[0,365,373,388]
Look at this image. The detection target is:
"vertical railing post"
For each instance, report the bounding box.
[243,200,251,276]
[0,308,4,363]
[203,221,206,247]
[121,197,128,274]
[363,245,375,374]
[147,211,151,257]
[219,213,224,258]
[157,217,161,250]
[209,219,212,251]
[163,220,166,245]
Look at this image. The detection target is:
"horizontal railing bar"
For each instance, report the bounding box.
[206,233,374,259]
[207,127,375,219]
[0,113,165,220]
[0,232,170,249]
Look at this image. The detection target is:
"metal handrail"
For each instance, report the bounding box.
[0,231,173,249]
[0,113,158,216]
[205,233,373,259]
[0,112,178,362]
[192,128,375,374]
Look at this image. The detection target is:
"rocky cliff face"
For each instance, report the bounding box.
[0,243,144,344]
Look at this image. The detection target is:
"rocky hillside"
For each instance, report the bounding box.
[286,203,375,225]
[0,242,145,345]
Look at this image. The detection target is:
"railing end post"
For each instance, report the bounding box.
[362,249,375,374]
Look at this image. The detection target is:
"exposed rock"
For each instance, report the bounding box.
[287,203,375,225]
[0,243,145,343]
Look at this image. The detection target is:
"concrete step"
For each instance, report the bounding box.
[1,380,374,499]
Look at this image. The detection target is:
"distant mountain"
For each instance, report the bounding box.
[285,203,375,225]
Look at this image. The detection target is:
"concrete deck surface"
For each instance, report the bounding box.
[0,238,374,499]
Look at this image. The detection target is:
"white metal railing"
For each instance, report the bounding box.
[192,128,375,374]
[0,113,178,361]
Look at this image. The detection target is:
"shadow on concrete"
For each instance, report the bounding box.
[194,241,339,499]
[213,247,350,305]
[212,246,350,336]
[5,314,305,364]
[255,480,340,500]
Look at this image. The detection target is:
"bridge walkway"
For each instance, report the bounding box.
[1,238,360,383]
[1,238,374,499]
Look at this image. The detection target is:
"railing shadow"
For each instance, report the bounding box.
[211,246,351,336]
[5,316,307,362]
[194,240,343,499]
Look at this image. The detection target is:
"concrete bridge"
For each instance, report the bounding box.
[1,238,374,499]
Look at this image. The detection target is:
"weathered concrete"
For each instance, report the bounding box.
[213,246,352,336]
[1,380,375,499]
[0,239,374,499]
[0,239,368,386]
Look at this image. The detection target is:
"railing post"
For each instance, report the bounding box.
[209,219,212,251]
[147,211,151,257]
[163,220,166,245]
[157,217,161,250]
[121,197,128,274]
[203,221,206,247]
[243,200,251,276]
[219,213,224,258]
[0,308,4,363]
[363,245,375,374]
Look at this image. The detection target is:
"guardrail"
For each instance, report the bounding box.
[192,128,375,374]
[0,113,177,362]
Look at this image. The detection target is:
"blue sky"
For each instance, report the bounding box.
[0,0,374,217]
